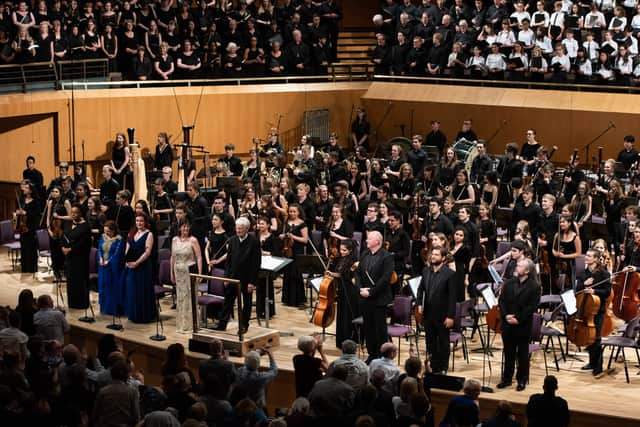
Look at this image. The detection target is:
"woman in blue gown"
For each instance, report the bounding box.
[98,220,124,315]
[124,213,156,323]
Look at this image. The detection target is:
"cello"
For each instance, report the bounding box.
[566,292,600,347]
[611,270,640,322]
[313,242,339,329]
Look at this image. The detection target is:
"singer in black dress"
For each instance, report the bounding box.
[328,239,359,349]
[18,181,42,274]
[62,204,92,309]
[281,204,308,307]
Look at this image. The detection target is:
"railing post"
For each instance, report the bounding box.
[19,65,27,93]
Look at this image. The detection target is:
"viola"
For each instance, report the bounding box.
[282,233,293,258]
[13,190,28,234]
[567,292,600,347]
[538,233,551,274]
[384,240,399,285]
[612,271,640,322]
[312,273,337,328]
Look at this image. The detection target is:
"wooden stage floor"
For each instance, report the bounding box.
[2,255,639,426]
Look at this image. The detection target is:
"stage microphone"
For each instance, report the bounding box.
[609,121,616,129]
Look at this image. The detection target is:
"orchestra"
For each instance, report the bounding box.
[12,117,638,384]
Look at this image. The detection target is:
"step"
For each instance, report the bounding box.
[334,58,372,64]
[338,38,376,45]
[337,45,375,52]
[338,52,371,59]
[340,31,375,38]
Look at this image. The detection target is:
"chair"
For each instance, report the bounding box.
[197,267,226,328]
[36,229,52,271]
[540,303,567,370]
[574,255,586,278]
[602,316,640,383]
[387,295,418,363]
[158,248,171,262]
[528,312,549,377]
[157,235,168,251]
[154,259,175,311]
[449,299,475,371]
[496,241,511,258]
[0,220,20,270]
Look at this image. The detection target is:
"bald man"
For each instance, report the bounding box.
[355,231,394,363]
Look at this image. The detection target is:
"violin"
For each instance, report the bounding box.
[411,196,422,241]
[312,273,337,328]
[13,190,28,234]
[384,240,399,285]
[612,271,640,322]
[282,233,294,258]
[538,233,551,274]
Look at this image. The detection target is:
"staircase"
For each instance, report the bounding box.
[332,30,376,80]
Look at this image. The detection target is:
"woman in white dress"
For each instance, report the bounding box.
[170,221,202,333]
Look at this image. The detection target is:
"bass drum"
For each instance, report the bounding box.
[453,138,478,175]
[381,136,412,160]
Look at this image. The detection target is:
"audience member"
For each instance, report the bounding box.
[440,378,481,427]
[526,375,570,427]
[33,294,69,344]
[234,348,278,410]
[293,334,328,397]
[308,364,356,418]
[368,342,401,395]
[328,339,369,391]
[93,359,140,427]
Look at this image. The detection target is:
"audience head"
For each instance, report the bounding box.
[404,356,423,378]
[331,364,349,382]
[380,342,397,359]
[341,339,357,355]
[543,375,559,394]
[463,378,481,399]
[244,351,261,371]
[371,368,386,388]
[111,359,130,382]
[209,338,223,357]
[297,335,316,354]
[289,397,310,415]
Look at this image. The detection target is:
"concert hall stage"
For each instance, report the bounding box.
[2,258,638,427]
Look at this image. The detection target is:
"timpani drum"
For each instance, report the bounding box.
[453,138,479,175]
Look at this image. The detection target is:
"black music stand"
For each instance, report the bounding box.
[259,255,292,329]
[216,176,241,195]
[297,254,328,317]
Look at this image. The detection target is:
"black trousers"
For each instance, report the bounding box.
[587,312,604,371]
[502,329,531,384]
[425,318,450,373]
[218,282,252,330]
[362,302,388,362]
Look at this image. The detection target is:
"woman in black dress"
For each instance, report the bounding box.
[62,204,92,309]
[368,159,387,201]
[243,35,265,76]
[46,186,69,278]
[205,213,228,272]
[34,21,53,62]
[145,19,162,60]
[176,39,202,79]
[351,107,370,151]
[101,23,118,72]
[110,132,132,193]
[552,216,582,289]
[52,20,68,61]
[450,169,476,206]
[450,226,471,302]
[267,40,285,74]
[328,239,359,349]
[83,19,100,59]
[324,203,354,258]
[348,161,367,201]
[17,181,41,274]
[256,216,279,318]
[223,41,243,77]
[87,196,105,247]
[280,204,308,307]
[120,20,138,73]
[154,42,174,80]
[440,145,461,193]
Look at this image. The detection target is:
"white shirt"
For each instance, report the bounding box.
[617,56,634,74]
[595,64,614,79]
[595,0,615,11]
[510,11,531,24]
[562,38,579,58]
[467,55,486,68]
[577,59,592,76]
[518,29,536,46]
[530,56,548,71]
[585,12,606,28]
[623,0,638,8]
[550,54,571,71]
[496,30,516,46]
[633,62,640,77]
[626,36,638,56]
[602,40,619,56]
[631,14,640,30]
[448,51,461,67]
[550,11,565,27]
[583,40,600,61]
[536,36,553,54]
[609,16,627,31]
[509,52,528,68]
[486,53,507,70]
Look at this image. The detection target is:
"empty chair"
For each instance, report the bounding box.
[0,220,20,270]
[197,267,226,328]
[387,295,418,362]
[496,241,511,258]
[311,230,324,255]
[529,312,550,377]
[36,228,52,270]
[602,317,640,383]
[155,259,175,310]
[158,248,171,262]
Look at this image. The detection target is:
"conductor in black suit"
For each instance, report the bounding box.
[498,258,541,392]
[355,230,394,363]
[416,247,456,374]
[215,217,261,334]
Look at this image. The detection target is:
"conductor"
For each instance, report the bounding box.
[355,231,394,363]
[214,217,261,334]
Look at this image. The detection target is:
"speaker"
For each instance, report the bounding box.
[424,373,465,392]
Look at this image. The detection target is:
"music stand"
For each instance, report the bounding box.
[259,255,292,329]
[217,176,241,195]
[296,254,328,318]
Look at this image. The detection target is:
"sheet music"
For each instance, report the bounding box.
[481,286,498,309]
[309,276,323,293]
[261,255,282,271]
[407,276,422,298]
[561,290,577,316]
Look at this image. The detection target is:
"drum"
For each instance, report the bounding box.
[453,138,478,175]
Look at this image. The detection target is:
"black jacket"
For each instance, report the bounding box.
[417,265,456,322]
[356,247,394,307]
[499,274,540,337]
[225,233,261,287]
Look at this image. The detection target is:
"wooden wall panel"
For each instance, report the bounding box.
[0,117,56,183]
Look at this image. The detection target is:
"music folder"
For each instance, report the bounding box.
[534,13,545,24]
[601,44,615,56]
[508,56,524,68]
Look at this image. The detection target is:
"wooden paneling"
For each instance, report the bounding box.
[0,83,369,184]
[361,82,638,163]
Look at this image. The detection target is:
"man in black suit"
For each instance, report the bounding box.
[215,217,261,334]
[355,230,394,363]
[416,247,456,374]
[498,258,541,391]
[186,182,210,258]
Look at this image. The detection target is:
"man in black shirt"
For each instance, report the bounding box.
[498,258,540,391]
[356,231,394,363]
[220,144,243,176]
[559,154,585,203]
[320,132,346,163]
[616,134,638,172]
[48,162,70,194]
[327,152,348,189]
[405,35,428,76]
[455,118,478,142]
[186,182,211,254]
[161,166,179,197]
[426,32,447,74]
[415,12,435,44]
[424,198,454,238]
[294,143,318,190]
[114,190,134,237]
[99,164,120,217]
[386,211,411,289]
[512,186,541,243]
[407,135,427,177]
[372,33,392,75]
[526,376,570,427]
[486,0,508,30]
[458,206,480,264]
[498,143,524,206]
[23,156,44,198]
[416,247,456,373]
[470,141,492,185]
[287,29,311,75]
[211,196,235,236]
[425,120,447,155]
